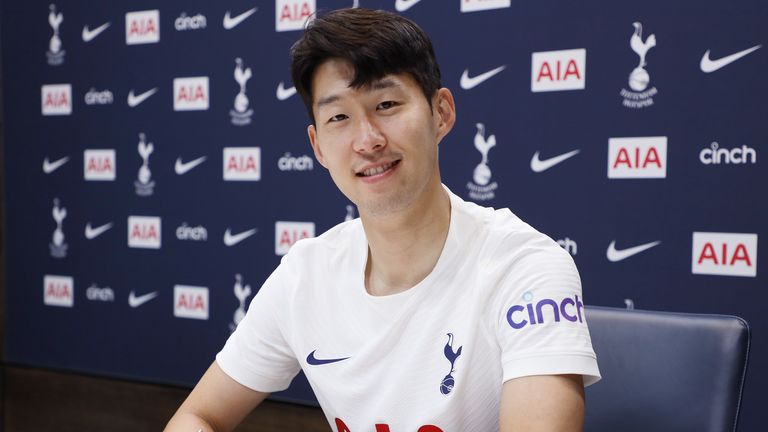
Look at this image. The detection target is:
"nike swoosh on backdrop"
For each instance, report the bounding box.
[700,45,761,73]
[306,350,350,366]
[460,65,506,90]
[85,222,114,239]
[175,156,207,175]
[276,82,297,101]
[43,156,70,174]
[530,149,581,173]
[395,0,423,12]
[82,22,111,42]
[606,240,661,262]
[128,290,158,308]
[223,228,258,246]
[223,8,258,30]
[127,88,158,107]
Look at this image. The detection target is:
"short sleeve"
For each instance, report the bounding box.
[491,240,601,387]
[216,261,301,392]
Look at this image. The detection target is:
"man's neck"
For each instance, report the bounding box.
[360,181,451,297]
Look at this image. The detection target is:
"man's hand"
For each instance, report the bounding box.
[164,361,269,432]
[500,374,585,432]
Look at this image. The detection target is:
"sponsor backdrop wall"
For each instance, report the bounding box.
[2,0,766,428]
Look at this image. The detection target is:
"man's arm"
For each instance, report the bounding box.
[164,361,270,432]
[500,374,585,432]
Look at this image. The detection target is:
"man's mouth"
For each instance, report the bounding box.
[356,160,401,177]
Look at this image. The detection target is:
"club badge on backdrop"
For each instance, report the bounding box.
[621,22,658,109]
[229,274,252,331]
[49,198,68,258]
[230,58,253,125]
[135,133,155,196]
[467,123,498,201]
[46,4,65,65]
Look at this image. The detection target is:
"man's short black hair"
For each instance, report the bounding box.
[290,8,442,124]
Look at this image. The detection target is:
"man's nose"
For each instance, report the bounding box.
[352,116,386,153]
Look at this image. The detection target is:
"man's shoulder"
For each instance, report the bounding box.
[286,218,363,260]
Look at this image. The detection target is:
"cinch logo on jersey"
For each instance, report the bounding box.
[44,275,73,307]
[557,237,578,256]
[278,153,314,171]
[46,4,65,65]
[467,123,498,201]
[175,12,207,31]
[84,149,116,181]
[84,88,114,105]
[621,22,658,109]
[174,76,209,111]
[223,147,261,181]
[461,0,511,13]
[692,232,757,277]
[608,136,667,179]
[174,285,209,320]
[531,49,586,92]
[699,142,757,165]
[176,223,208,241]
[126,10,160,45]
[127,216,161,249]
[41,84,72,116]
[276,0,315,32]
[507,292,584,330]
[86,284,115,302]
[275,221,315,255]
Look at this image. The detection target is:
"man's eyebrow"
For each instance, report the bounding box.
[315,79,402,109]
[315,94,340,109]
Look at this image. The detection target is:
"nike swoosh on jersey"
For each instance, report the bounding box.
[700,45,761,73]
[223,228,258,246]
[276,82,297,101]
[127,88,158,107]
[530,149,581,173]
[606,240,661,262]
[82,22,111,42]
[175,156,207,175]
[306,350,350,366]
[43,156,70,174]
[85,222,113,239]
[460,65,506,90]
[395,0,423,12]
[223,8,257,30]
[128,291,158,308]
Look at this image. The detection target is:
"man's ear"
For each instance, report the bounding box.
[434,88,456,144]
[308,124,328,168]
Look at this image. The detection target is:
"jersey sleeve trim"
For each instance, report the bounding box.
[215,353,296,393]
[502,352,601,387]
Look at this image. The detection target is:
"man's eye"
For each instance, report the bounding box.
[377,101,397,110]
[328,114,348,123]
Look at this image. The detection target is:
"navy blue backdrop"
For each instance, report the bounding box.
[2,0,766,429]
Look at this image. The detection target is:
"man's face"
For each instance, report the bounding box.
[307,59,455,217]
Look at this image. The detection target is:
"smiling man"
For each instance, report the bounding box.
[165,8,599,432]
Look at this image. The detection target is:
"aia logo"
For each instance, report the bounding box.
[608,136,667,179]
[335,419,443,432]
[44,275,74,307]
[83,149,116,181]
[692,232,757,277]
[127,216,161,249]
[275,0,315,32]
[125,10,160,45]
[41,84,72,116]
[531,48,586,92]
[174,77,209,111]
[223,147,261,181]
[275,221,315,256]
[460,0,511,13]
[174,285,209,320]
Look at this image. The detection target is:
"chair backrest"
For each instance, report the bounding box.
[584,306,750,432]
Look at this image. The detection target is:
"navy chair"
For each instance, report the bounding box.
[584,306,750,432]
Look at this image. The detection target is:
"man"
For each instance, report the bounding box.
[166,8,599,432]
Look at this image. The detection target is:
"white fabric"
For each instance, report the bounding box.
[217,187,600,431]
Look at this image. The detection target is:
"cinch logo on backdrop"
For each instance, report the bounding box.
[86,284,114,302]
[275,221,315,256]
[531,49,586,92]
[127,216,161,249]
[41,84,72,115]
[692,232,758,277]
[223,147,261,181]
[276,0,315,32]
[506,292,585,330]
[461,0,511,13]
[278,153,314,171]
[608,136,667,178]
[557,237,578,256]
[176,223,208,241]
[699,142,757,165]
[125,10,160,45]
[175,12,207,31]
[44,275,74,307]
[83,149,116,181]
[84,88,113,105]
[174,285,209,320]
[174,77,209,111]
